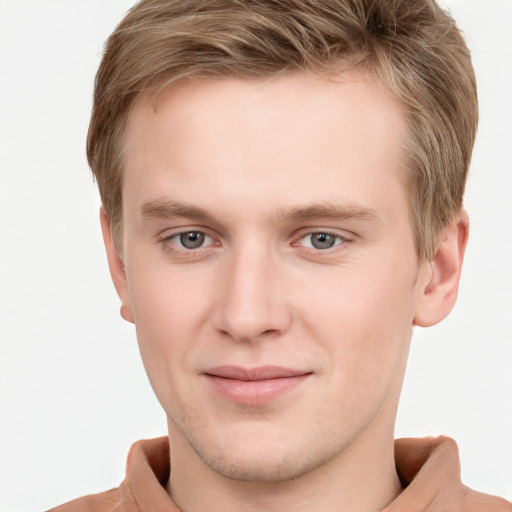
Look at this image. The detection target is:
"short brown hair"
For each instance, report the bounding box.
[87,0,478,259]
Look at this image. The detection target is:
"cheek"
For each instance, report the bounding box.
[128,257,213,331]
[300,261,415,389]
[126,261,215,392]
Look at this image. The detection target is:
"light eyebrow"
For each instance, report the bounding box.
[277,204,380,223]
[140,199,380,225]
[140,199,212,221]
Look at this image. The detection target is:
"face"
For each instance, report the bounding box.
[110,72,434,482]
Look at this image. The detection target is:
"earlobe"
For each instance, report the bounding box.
[413,211,469,327]
[99,207,135,324]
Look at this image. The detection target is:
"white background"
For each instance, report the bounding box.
[0,1,511,510]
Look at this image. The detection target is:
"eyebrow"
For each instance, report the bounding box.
[140,199,380,224]
[277,204,380,223]
[141,200,211,221]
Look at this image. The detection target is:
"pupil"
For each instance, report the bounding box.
[312,233,335,249]
[180,232,205,249]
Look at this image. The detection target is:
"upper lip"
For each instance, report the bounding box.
[204,366,311,381]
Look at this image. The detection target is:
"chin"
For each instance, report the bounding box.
[202,448,333,483]
[182,423,348,484]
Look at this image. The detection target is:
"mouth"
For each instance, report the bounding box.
[203,365,312,405]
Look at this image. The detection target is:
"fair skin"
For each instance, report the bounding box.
[101,71,468,512]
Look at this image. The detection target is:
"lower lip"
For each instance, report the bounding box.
[205,374,310,405]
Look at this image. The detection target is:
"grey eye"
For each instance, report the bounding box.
[301,232,342,250]
[311,233,336,249]
[179,231,206,249]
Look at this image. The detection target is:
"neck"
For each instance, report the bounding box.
[166,418,402,512]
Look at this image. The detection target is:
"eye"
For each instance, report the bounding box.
[299,232,345,250]
[172,231,213,250]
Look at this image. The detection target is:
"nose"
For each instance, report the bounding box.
[211,244,292,343]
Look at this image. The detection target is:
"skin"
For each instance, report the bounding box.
[101,71,468,512]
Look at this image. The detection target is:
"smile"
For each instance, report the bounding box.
[203,366,312,406]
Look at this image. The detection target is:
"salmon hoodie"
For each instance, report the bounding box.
[49,436,511,512]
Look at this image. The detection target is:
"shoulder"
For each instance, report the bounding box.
[46,487,121,512]
[391,436,512,512]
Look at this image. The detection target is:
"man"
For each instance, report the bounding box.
[48,0,510,510]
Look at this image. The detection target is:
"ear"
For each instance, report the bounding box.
[413,211,469,327]
[99,207,135,324]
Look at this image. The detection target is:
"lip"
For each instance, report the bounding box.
[203,365,312,405]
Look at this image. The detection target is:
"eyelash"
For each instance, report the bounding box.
[159,229,352,256]
[160,230,218,255]
[295,231,351,251]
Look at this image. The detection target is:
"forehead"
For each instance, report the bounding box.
[121,71,408,221]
